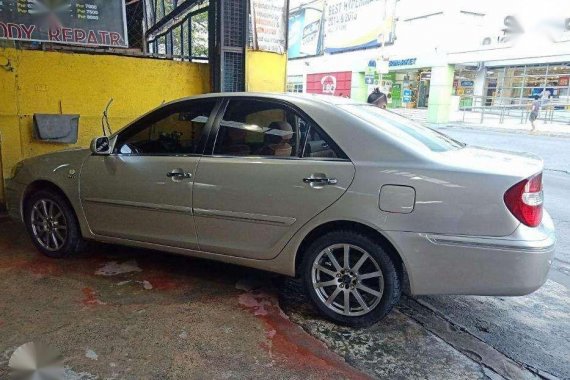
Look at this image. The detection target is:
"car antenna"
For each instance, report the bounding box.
[101,98,114,136]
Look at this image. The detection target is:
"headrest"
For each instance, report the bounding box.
[267,121,293,141]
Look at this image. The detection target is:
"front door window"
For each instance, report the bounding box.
[116,100,217,155]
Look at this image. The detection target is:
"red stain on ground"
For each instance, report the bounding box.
[239,291,370,379]
[0,256,62,277]
[81,287,106,306]
[26,258,65,277]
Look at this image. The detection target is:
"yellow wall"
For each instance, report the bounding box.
[0,47,210,204]
[245,49,287,93]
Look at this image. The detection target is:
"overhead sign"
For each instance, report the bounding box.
[288,0,395,58]
[288,1,323,58]
[250,0,287,54]
[389,58,417,67]
[0,0,128,47]
[324,0,392,53]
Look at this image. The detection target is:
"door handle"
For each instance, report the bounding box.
[303,176,337,186]
[167,169,192,180]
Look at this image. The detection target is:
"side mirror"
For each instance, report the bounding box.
[90,136,111,155]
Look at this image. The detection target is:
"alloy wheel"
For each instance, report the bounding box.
[30,199,68,252]
[311,243,384,316]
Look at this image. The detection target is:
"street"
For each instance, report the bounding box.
[284,127,570,379]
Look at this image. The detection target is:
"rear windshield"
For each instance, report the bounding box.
[341,104,464,152]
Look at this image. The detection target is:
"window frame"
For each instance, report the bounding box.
[205,96,349,161]
[112,98,222,157]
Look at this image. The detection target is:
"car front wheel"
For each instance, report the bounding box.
[24,190,85,258]
[302,230,401,327]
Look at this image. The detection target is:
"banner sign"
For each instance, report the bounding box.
[306,71,351,97]
[323,0,388,53]
[288,0,394,58]
[0,0,128,47]
[250,0,287,54]
[288,1,323,58]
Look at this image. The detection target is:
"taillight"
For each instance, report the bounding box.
[504,173,543,227]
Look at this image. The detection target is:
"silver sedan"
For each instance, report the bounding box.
[6,93,556,326]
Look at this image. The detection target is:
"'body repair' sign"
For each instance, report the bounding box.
[0,0,128,48]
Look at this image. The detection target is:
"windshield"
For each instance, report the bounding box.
[341,104,465,152]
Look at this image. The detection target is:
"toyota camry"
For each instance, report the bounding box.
[6,93,556,326]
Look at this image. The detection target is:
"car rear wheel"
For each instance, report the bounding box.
[302,230,401,327]
[24,190,85,258]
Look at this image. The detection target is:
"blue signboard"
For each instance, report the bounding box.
[402,88,412,103]
[460,80,474,87]
[287,11,305,58]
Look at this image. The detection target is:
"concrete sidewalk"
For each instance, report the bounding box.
[390,108,570,136]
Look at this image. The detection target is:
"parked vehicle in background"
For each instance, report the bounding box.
[6,93,556,326]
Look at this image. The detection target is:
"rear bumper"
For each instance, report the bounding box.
[387,211,556,296]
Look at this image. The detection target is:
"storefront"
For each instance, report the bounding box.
[483,63,570,106]
[453,66,478,107]
[387,69,432,108]
[378,57,438,109]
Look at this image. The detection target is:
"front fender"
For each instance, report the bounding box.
[6,149,92,235]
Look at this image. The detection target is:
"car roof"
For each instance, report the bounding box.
[166,92,364,107]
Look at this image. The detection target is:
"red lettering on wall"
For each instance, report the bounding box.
[48,28,61,41]
[109,32,121,46]
[7,23,21,39]
[74,29,86,42]
[98,31,109,44]
[0,22,8,38]
[61,28,72,42]
[87,30,98,44]
[20,24,36,39]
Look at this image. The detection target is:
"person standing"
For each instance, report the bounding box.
[529,96,540,132]
[367,88,388,109]
[529,89,552,132]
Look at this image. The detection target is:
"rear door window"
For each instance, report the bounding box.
[301,124,339,159]
[214,99,301,158]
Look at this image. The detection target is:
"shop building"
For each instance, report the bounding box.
[287,0,570,123]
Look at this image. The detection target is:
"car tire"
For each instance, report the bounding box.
[24,190,85,258]
[301,230,401,327]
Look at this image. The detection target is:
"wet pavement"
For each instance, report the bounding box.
[427,127,570,379]
[0,217,366,379]
[2,214,568,379]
